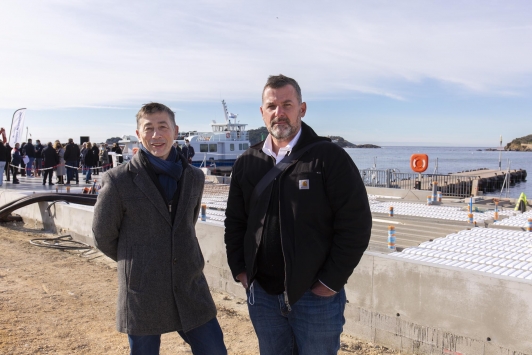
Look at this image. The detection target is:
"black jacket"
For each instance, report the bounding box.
[64,142,81,162]
[0,143,6,162]
[85,148,98,166]
[182,145,195,159]
[35,143,44,158]
[11,148,22,166]
[42,145,59,168]
[25,143,36,158]
[224,122,372,305]
[5,144,12,163]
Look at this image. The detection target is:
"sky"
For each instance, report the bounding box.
[0,0,531,146]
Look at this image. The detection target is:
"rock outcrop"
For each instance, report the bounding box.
[505,134,532,151]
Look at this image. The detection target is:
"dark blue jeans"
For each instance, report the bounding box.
[35,158,42,176]
[85,166,92,182]
[127,317,227,355]
[247,281,346,355]
[26,157,35,176]
[66,160,78,182]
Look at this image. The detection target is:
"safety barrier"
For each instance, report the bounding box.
[360,169,475,197]
[359,169,527,198]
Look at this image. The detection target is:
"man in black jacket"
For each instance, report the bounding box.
[64,138,80,184]
[181,139,195,163]
[25,139,36,177]
[224,74,372,355]
[42,142,58,185]
[10,143,22,184]
[4,142,12,181]
[35,140,44,176]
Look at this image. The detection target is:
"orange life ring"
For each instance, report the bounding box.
[410,154,428,173]
[226,132,230,138]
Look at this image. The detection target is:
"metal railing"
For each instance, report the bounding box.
[359,169,478,198]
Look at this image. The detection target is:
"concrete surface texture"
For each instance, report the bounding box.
[1,187,531,354]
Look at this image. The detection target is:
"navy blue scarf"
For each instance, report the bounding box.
[140,144,183,202]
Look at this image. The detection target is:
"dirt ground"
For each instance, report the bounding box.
[0,223,398,355]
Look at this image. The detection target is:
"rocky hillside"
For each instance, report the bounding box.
[247,128,380,148]
[505,134,532,151]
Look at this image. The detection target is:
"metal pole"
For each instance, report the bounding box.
[507,161,511,197]
[498,135,502,171]
[25,127,28,141]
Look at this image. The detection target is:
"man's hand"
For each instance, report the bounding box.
[236,272,248,289]
[311,281,336,297]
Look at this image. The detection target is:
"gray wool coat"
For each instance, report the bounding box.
[92,152,216,335]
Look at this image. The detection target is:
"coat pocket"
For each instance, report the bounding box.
[128,246,157,293]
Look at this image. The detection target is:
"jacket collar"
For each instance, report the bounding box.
[128,152,193,227]
[251,121,330,153]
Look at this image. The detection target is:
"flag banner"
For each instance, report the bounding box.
[10,108,26,144]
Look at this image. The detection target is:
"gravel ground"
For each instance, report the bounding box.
[0,222,399,355]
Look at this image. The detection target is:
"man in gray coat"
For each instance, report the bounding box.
[93,102,227,355]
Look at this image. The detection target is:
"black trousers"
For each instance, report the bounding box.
[4,162,10,180]
[11,166,18,182]
[43,170,53,184]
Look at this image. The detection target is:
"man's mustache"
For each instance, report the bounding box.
[271,119,290,126]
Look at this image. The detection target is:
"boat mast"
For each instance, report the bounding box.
[222,100,229,123]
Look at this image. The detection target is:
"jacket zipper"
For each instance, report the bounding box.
[278,161,294,312]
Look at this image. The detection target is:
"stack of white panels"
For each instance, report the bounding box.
[390,228,532,279]
[370,201,513,222]
[494,210,532,227]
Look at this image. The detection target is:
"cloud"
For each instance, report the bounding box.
[0,0,531,109]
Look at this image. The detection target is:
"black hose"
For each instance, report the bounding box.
[29,235,91,250]
[0,193,97,220]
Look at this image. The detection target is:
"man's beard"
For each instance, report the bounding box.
[268,119,299,141]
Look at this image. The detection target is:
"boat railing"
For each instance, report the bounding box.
[194,131,249,142]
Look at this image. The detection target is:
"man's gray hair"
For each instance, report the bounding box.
[136,102,176,128]
[262,74,302,104]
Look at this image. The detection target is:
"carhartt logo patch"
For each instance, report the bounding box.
[299,179,309,190]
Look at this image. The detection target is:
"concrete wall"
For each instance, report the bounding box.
[196,221,532,354]
[4,190,531,355]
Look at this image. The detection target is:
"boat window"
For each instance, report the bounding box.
[239,144,243,150]
[209,144,217,152]
[243,143,249,150]
[200,144,208,152]
[230,144,235,151]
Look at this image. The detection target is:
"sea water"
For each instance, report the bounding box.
[346,146,530,199]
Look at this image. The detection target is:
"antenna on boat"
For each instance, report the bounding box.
[222,100,229,123]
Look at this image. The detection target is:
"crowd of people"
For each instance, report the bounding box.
[0,130,123,186]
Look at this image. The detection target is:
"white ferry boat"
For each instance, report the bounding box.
[176,100,250,168]
[113,100,250,171]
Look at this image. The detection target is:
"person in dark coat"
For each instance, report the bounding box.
[10,143,22,184]
[25,139,36,176]
[0,141,7,186]
[64,138,81,184]
[41,142,59,185]
[4,142,12,181]
[111,143,123,164]
[80,142,88,175]
[34,140,44,176]
[19,142,26,177]
[84,142,98,183]
[224,75,372,354]
[91,144,100,175]
[181,139,195,163]
[93,102,227,355]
